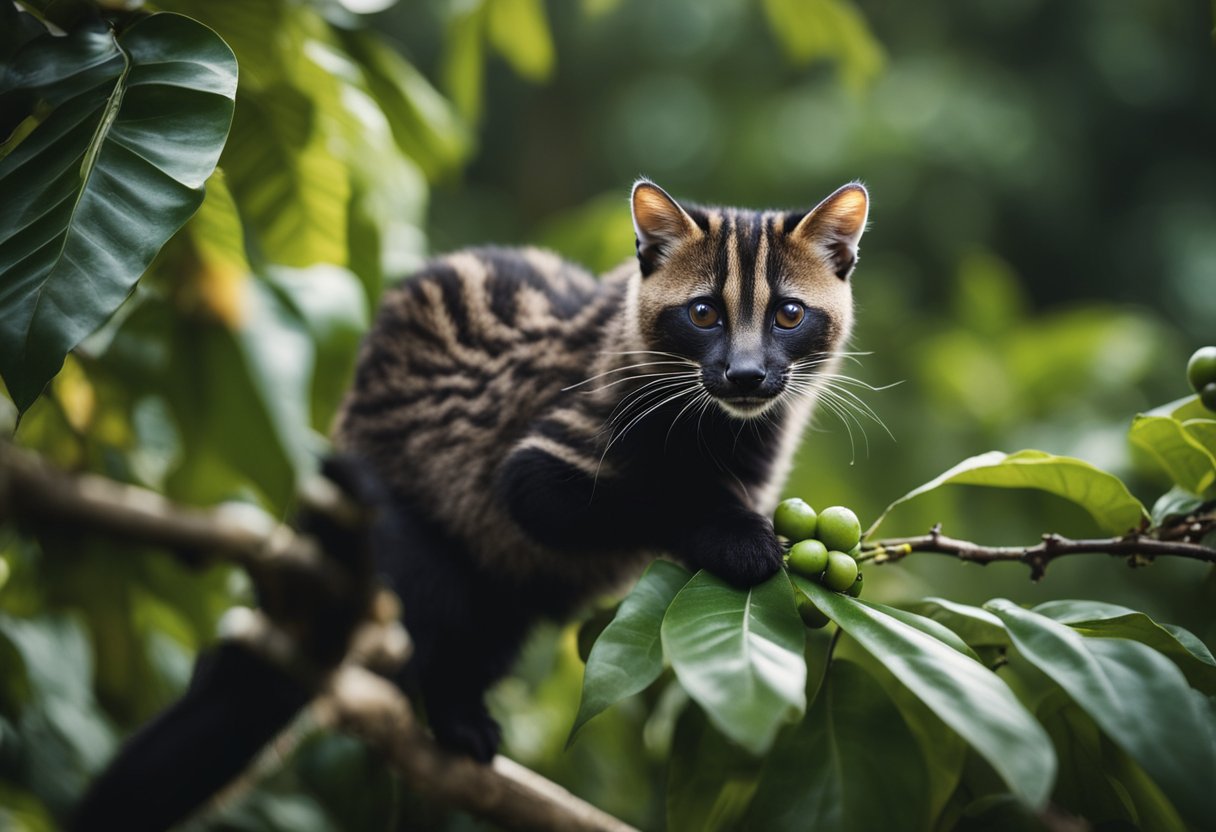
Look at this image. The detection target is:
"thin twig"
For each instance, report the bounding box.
[860,521,1216,581]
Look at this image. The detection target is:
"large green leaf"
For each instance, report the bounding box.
[0,13,237,413]
[1128,414,1216,496]
[1031,600,1216,695]
[795,578,1056,807]
[569,559,690,742]
[745,660,929,832]
[660,571,807,755]
[867,450,1148,537]
[986,600,1216,826]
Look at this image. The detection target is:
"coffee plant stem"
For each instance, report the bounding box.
[860,521,1216,581]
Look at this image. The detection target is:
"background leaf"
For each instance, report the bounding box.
[0,13,237,413]
[660,571,807,756]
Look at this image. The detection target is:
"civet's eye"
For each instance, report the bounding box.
[775,301,805,329]
[689,301,720,328]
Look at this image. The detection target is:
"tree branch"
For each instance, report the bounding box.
[861,521,1216,581]
[0,442,639,832]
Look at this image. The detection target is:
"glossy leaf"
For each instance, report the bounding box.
[987,600,1216,826]
[1128,414,1216,496]
[861,599,978,659]
[795,578,1055,807]
[917,597,1008,647]
[661,571,807,755]
[746,660,928,832]
[867,449,1148,537]
[569,560,691,742]
[1031,600,1216,695]
[0,14,237,413]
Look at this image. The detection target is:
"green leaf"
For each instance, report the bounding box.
[1183,418,1216,460]
[795,578,1056,807]
[0,13,237,413]
[1037,696,1144,830]
[986,599,1216,826]
[861,599,979,659]
[759,0,884,90]
[745,660,929,832]
[1031,600,1216,694]
[338,29,471,182]
[1150,485,1206,526]
[661,571,807,756]
[916,597,1008,647]
[486,0,556,82]
[262,265,368,432]
[442,3,487,122]
[1129,414,1216,496]
[568,559,690,743]
[666,704,762,832]
[868,449,1148,537]
[222,82,350,268]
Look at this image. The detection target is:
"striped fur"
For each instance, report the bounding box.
[333,182,868,759]
[335,182,868,597]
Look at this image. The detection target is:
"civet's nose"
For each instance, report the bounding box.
[725,362,766,392]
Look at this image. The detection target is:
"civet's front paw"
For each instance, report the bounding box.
[683,510,784,588]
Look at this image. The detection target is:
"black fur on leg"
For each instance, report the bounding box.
[372,492,537,762]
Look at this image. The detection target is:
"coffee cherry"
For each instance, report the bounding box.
[796,593,829,629]
[846,573,864,598]
[773,498,817,542]
[846,543,861,559]
[1201,382,1216,412]
[788,539,829,577]
[817,506,861,553]
[1187,346,1216,392]
[823,551,859,592]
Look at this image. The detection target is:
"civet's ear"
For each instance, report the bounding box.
[631,179,702,276]
[789,182,869,280]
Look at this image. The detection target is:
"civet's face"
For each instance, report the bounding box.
[631,181,868,418]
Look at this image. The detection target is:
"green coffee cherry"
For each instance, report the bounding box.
[1187,346,1216,392]
[846,543,861,559]
[796,593,829,629]
[823,551,859,592]
[1202,382,1216,413]
[788,539,829,577]
[774,498,817,542]
[817,506,861,553]
[846,573,864,598]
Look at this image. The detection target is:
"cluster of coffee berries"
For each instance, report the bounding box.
[1188,347,1216,411]
[773,498,865,627]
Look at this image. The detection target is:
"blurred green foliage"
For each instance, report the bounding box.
[1,0,1215,829]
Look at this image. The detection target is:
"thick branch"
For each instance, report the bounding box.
[0,441,352,588]
[320,667,638,832]
[861,522,1216,580]
[0,442,638,832]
